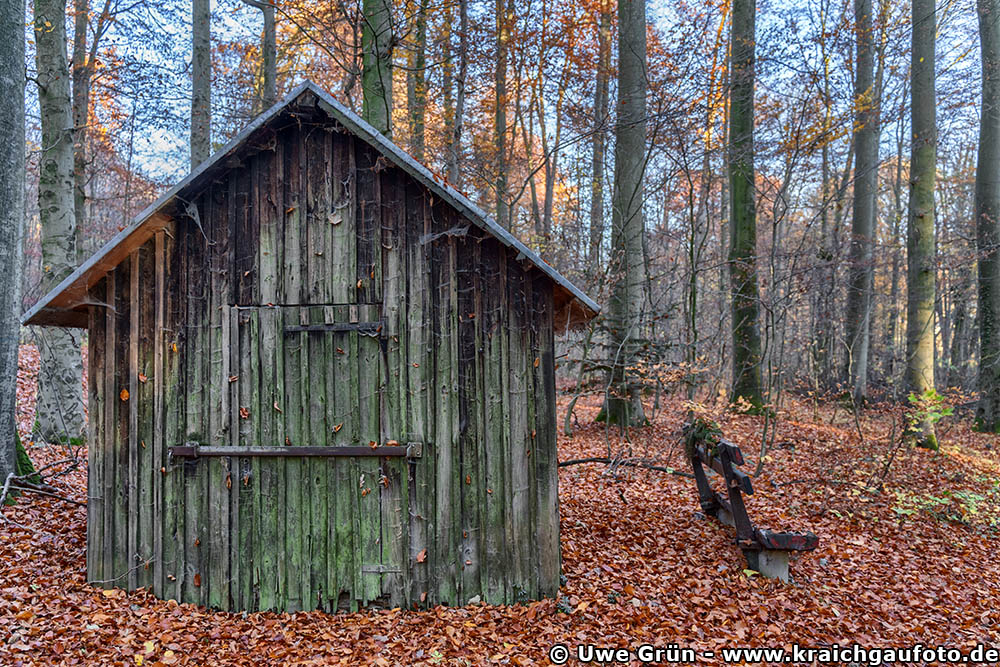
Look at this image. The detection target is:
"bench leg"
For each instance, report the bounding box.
[743,549,789,582]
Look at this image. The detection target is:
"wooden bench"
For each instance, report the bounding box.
[689,435,818,581]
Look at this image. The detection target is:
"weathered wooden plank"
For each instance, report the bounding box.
[355,141,379,304]
[282,127,303,305]
[305,127,328,304]
[183,195,210,607]
[356,304,382,604]
[258,137,281,305]
[87,277,106,585]
[136,242,156,592]
[103,269,115,586]
[152,232,165,595]
[378,172,407,608]
[128,251,139,592]
[406,188,431,606]
[432,228,458,605]
[162,220,184,601]
[282,307,305,611]
[507,262,531,599]
[113,259,130,586]
[524,275,540,599]
[532,275,560,597]
[457,233,484,602]
[234,156,257,304]
[329,132,355,304]
[208,182,230,610]
[482,243,507,603]
[332,304,358,609]
[306,307,327,611]
[234,307,254,610]
[257,305,280,609]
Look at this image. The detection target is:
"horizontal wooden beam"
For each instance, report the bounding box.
[283,321,383,335]
[168,443,421,458]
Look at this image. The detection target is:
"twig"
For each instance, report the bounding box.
[558,457,694,478]
[10,483,86,507]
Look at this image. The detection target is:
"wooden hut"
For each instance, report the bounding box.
[22,82,599,613]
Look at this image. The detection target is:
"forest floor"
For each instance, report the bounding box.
[2,345,1000,665]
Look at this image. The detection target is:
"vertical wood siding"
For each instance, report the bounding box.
[85,108,561,611]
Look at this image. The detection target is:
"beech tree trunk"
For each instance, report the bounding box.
[444,0,468,186]
[191,0,211,168]
[976,0,1000,431]
[494,0,513,228]
[72,0,89,260]
[603,0,648,427]
[588,0,612,278]
[241,0,277,112]
[0,0,25,483]
[844,0,878,404]
[905,0,938,449]
[406,0,428,162]
[727,0,764,410]
[35,0,85,444]
[362,0,394,136]
[261,2,276,108]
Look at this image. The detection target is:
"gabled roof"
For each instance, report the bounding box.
[22,81,599,329]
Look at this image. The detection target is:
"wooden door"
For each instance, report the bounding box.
[227,303,405,611]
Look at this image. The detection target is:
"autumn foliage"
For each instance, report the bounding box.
[2,346,999,665]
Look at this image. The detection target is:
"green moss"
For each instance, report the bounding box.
[4,432,39,505]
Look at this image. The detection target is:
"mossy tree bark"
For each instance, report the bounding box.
[727,0,764,411]
[362,0,394,136]
[904,0,938,449]
[977,0,1000,432]
[603,0,648,427]
[0,0,24,485]
[35,0,85,444]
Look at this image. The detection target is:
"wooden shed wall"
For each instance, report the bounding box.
[86,109,560,612]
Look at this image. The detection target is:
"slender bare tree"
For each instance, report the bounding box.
[976,0,1000,431]
[1,0,25,484]
[728,0,764,410]
[191,0,211,168]
[845,0,879,404]
[603,0,648,426]
[905,0,938,449]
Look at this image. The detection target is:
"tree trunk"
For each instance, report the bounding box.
[445,0,468,186]
[949,286,969,388]
[905,0,938,449]
[362,0,394,136]
[406,0,428,162]
[602,0,648,427]
[261,2,276,108]
[190,0,211,168]
[0,0,25,484]
[844,0,879,404]
[72,0,89,261]
[35,0,85,444]
[587,0,612,278]
[727,0,764,410]
[494,0,513,228]
[976,0,1000,431]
